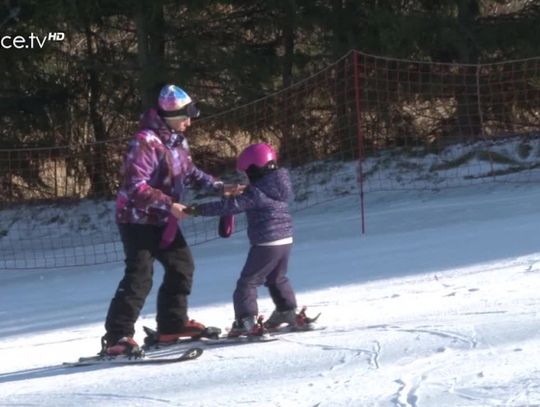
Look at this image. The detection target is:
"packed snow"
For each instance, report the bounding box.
[1,178,539,406]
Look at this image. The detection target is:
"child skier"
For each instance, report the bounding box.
[184,143,301,336]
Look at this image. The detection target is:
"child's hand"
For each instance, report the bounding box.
[223,183,246,197]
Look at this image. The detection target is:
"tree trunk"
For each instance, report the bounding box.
[280,0,297,163]
[136,0,166,110]
[282,0,296,89]
[331,0,356,159]
[455,0,482,141]
[84,25,113,197]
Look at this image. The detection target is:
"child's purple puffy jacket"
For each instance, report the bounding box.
[195,168,294,245]
[115,108,218,226]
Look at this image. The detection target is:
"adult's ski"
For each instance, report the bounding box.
[63,347,203,367]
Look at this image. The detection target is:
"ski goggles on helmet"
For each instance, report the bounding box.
[158,102,200,120]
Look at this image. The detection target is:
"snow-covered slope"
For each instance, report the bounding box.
[0,182,539,406]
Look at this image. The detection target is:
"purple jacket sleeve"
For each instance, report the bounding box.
[196,187,261,217]
[185,163,222,192]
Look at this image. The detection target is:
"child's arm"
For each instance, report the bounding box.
[184,188,258,217]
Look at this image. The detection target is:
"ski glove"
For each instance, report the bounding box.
[218,214,235,238]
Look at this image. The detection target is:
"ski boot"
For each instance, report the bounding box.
[264,306,321,332]
[143,321,222,348]
[101,336,143,357]
[227,315,266,338]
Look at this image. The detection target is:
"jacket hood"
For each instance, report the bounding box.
[252,168,292,202]
[138,108,175,144]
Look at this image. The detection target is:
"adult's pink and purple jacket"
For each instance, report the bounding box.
[115,108,220,226]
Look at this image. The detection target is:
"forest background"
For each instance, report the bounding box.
[1,0,540,201]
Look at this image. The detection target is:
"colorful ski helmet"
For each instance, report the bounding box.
[237,143,278,172]
[157,84,200,120]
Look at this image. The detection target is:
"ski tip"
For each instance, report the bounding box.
[184,347,204,359]
[306,312,322,324]
[143,325,157,335]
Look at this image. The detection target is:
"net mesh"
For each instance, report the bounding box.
[1,50,539,269]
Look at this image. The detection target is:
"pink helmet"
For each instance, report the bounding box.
[237,143,278,172]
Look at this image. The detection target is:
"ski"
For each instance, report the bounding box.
[142,325,221,347]
[268,325,326,336]
[141,308,321,351]
[142,333,278,354]
[203,335,279,346]
[63,346,203,367]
